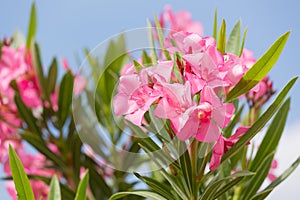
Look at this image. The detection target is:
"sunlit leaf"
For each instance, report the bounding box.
[222,77,297,162]
[26,2,37,49]
[227,31,290,101]
[250,98,290,171]
[58,71,74,128]
[48,175,61,200]
[226,20,241,55]
[109,191,168,200]
[217,19,226,54]
[74,170,89,200]
[9,145,35,200]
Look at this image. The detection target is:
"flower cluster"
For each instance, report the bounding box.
[114,28,271,170]
[0,43,85,199]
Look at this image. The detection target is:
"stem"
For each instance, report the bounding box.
[190,139,198,199]
[196,144,211,182]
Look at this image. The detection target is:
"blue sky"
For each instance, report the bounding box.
[0,0,299,199]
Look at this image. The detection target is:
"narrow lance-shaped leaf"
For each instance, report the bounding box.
[15,94,42,135]
[223,104,244,138]
[250,98,290,171]
[213,171,255,199]
[226,20,241,55]
[134,173,176,200]
[264,156,300,192]
[32,43,48,100]
[139,144,188,199]
[21,133,67,169]
[249,188,274,200]
[9,145,35,200]
[46,58,58,96]
[238,27,248,57]
[217,19,226,54]
[74,170,89,200]
[154,15,171,60]
[242,153,274,199]
[227,31,290,101]
[142,50,152,66]
[58,71,74,128]
[48,175,61,200]
[26,2,37,49]
[200,171,254,200]
[178,141,193,195]
[222,77,297,163]
[213,9,218,40]
[147,19,158,64]
[109,191,168,200]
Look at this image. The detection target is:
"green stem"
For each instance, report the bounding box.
[190,140,198,199]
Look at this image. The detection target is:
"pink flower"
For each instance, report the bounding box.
[166,32,215,55]
[210,126,249,171]
[166,32,227,94]
[161,5,203,35]
[62,58,86,95]
[6,180,49,200]
[17,76,42,108]
[4,147,57,200]
[0,46,27,90]
[268,159,278,181]
[114,61,173,125]
[154,82,194,120]
[158,86,234,142]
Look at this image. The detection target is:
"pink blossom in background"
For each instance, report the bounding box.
[0,46,27,91]
[3,147,57,200]
[160,5,203,35]
[17,76,42,108]
[268,159,278,182]
[210,126,250,171]
[62,58,86,95]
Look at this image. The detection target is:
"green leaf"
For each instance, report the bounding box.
[226,20,241,55]
[154,15,171,60]
[223,104,244,138]
[47,58,58,96]
[109,191,168,200]
[133,60,143,73]
[222,77,297,163]
[48,175,61,200]
[148,106,171,142]
[141,50,152,66]
[217,19,226,54]
[226,31,291,101]
[26,2,37,49]
[139,144,187,199]
[213,171,255,199]
[58,71,74,128]
[147,19,158,64]
[179,142,193,195]
[213,9,218,40]
[238,27,248,57]
[21,133,67,169]
[32,43,47,100]
[134,173,176,200]
[265,156,300,191]
[75,170,89,200]
[15,94,42,135]
[242,153,274,199]
[83,158,112,198]
[250,98,290,171]
[249,189,273,200]
[8,145,35,200]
